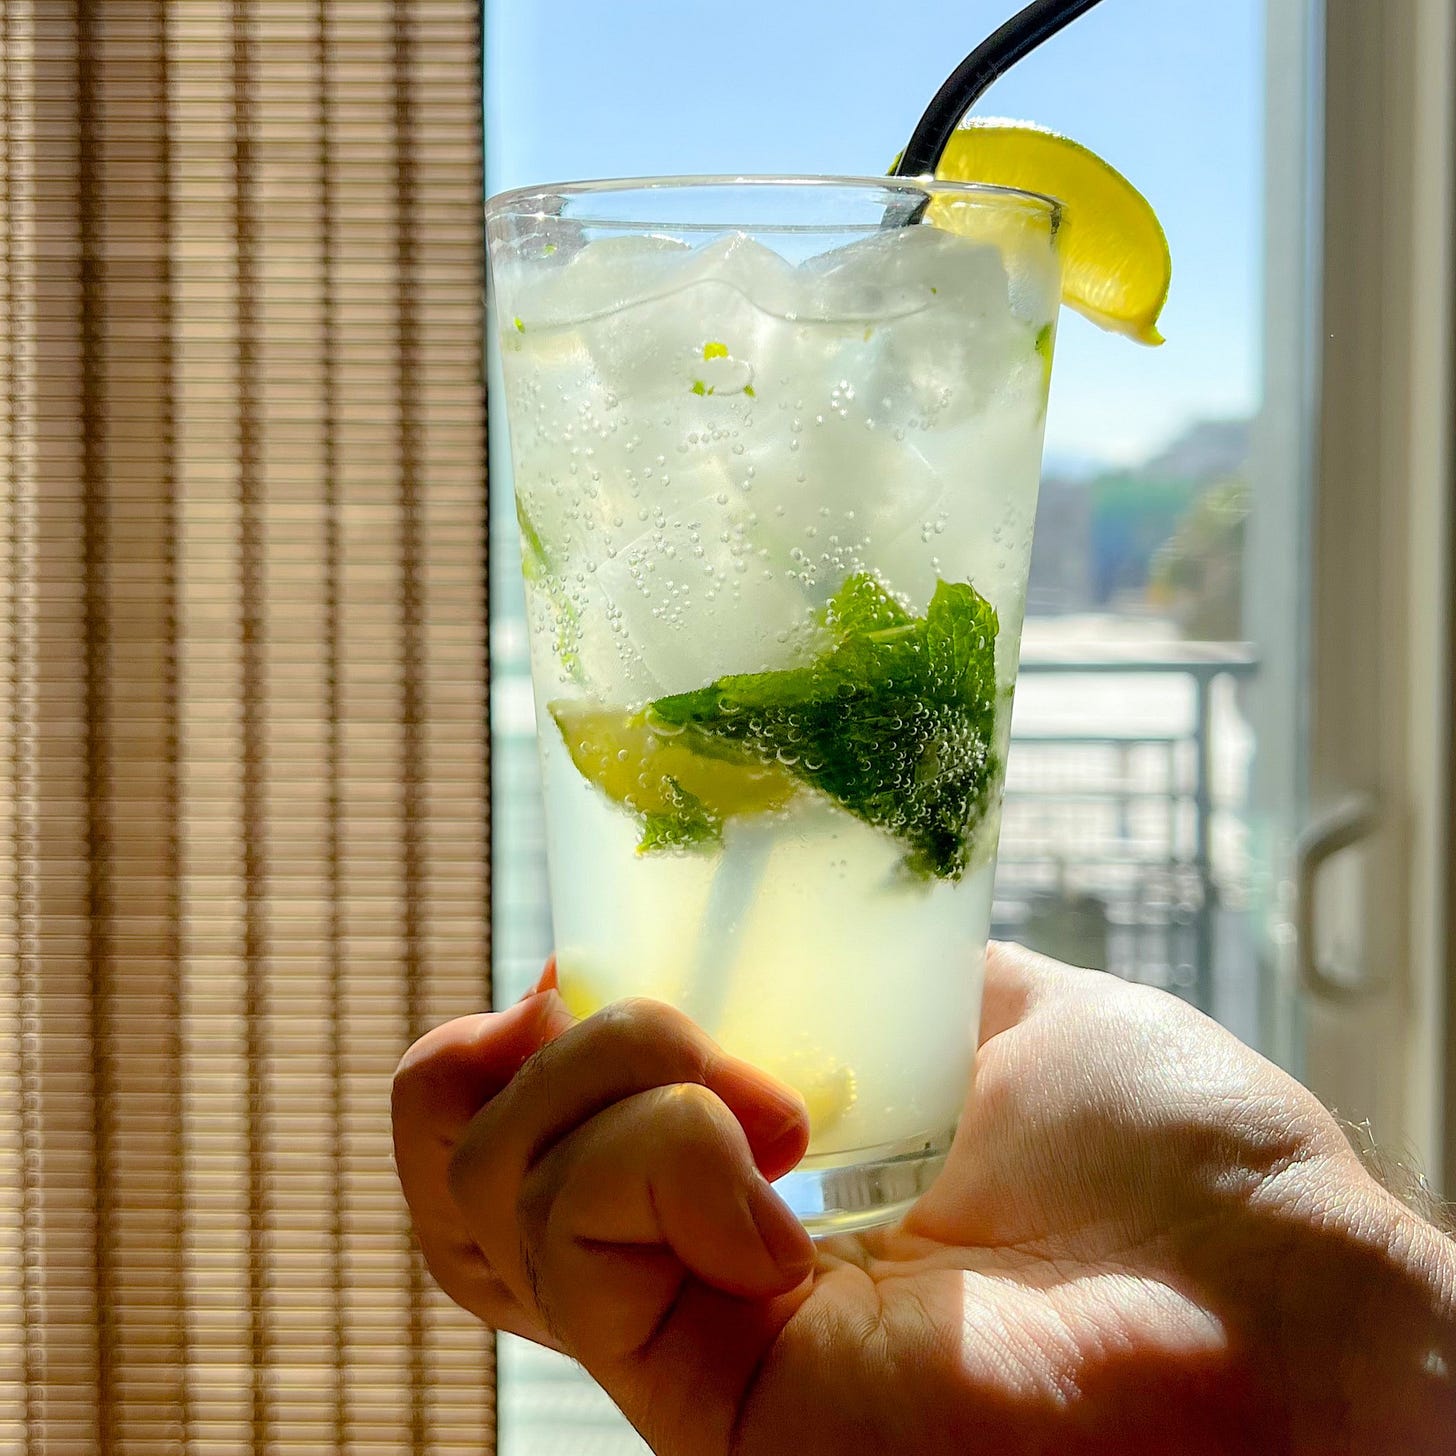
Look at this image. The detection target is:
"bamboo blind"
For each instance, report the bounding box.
[0,1,492,1451]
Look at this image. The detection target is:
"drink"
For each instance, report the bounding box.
[487,179,1062,1231]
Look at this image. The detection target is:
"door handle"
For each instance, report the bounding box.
[1295,795,1383,1003]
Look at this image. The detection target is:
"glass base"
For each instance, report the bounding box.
[773,1128,952,1238]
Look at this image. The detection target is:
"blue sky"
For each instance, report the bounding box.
[485,0,1263,468]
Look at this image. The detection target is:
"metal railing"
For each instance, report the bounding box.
[995,645,1259,1011]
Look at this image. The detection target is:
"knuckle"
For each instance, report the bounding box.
[655,1080,731,1142]
[445,1126,491,1207]
[516,1157,562,1247]
[590,997,707,1071]
[598,995,691,1036]
[389,1051,436,1121]
[506,1038,554,1104]
[392,1018,481,1097]
[519,1235,563,1342]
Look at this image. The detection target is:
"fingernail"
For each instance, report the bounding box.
[759,1104,811,1175]
[724,1081,809,1179]
[716,1061,807,1130]
[748,1177,814,1276]
[757,1085,810,1135]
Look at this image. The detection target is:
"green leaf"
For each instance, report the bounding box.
[636,777,722,854]
[718,666,840,711]
[646,572,1003,881]
[924,579,999,704]
[824,571,912,635]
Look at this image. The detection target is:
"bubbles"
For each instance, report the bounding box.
[499,219,1048,699]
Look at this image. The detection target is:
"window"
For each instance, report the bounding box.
[485,1,1279,1449]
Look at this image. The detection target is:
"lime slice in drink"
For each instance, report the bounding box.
[930,120,1171,345]
[797,1059,858,1140]
[549,701,797,821]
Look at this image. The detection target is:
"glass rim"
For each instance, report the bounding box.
[484,173,1063,233]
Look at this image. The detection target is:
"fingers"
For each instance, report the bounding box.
[446,997,810,1318]
[395,989,573,1127]
[393,987,576,1337]
[396,982,815,1375]
[517,1082,815,1359]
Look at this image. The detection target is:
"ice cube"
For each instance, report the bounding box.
[587,481,822,698]
[577,233,801,402]
[806,227,1039,430]
[678,232,802,319]
[501,233,693,330]
[807,225,1020,319]
[524,568,663,704]
[714,405,940,605]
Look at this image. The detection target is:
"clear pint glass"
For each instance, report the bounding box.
[487,176,1062,1231]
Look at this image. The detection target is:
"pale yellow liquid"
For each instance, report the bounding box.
[495,222,1055,1158]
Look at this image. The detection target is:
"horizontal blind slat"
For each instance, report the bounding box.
[2,2,490,1450]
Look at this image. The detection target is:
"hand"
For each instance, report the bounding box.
[393,947,1456,1456]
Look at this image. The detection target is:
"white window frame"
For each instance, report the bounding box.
[1285,0,1454,1190]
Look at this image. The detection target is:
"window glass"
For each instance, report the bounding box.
[485,4,1267,1448]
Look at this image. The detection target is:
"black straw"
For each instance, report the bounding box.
[894,0,1107,179]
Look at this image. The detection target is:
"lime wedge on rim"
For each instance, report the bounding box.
[931,119,1170,346]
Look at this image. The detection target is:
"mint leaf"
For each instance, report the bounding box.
[825,571,912,635]
[637,777,722,854]
[649,573,1002,881]
[810,572,925,689]
[924,579,998,705]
